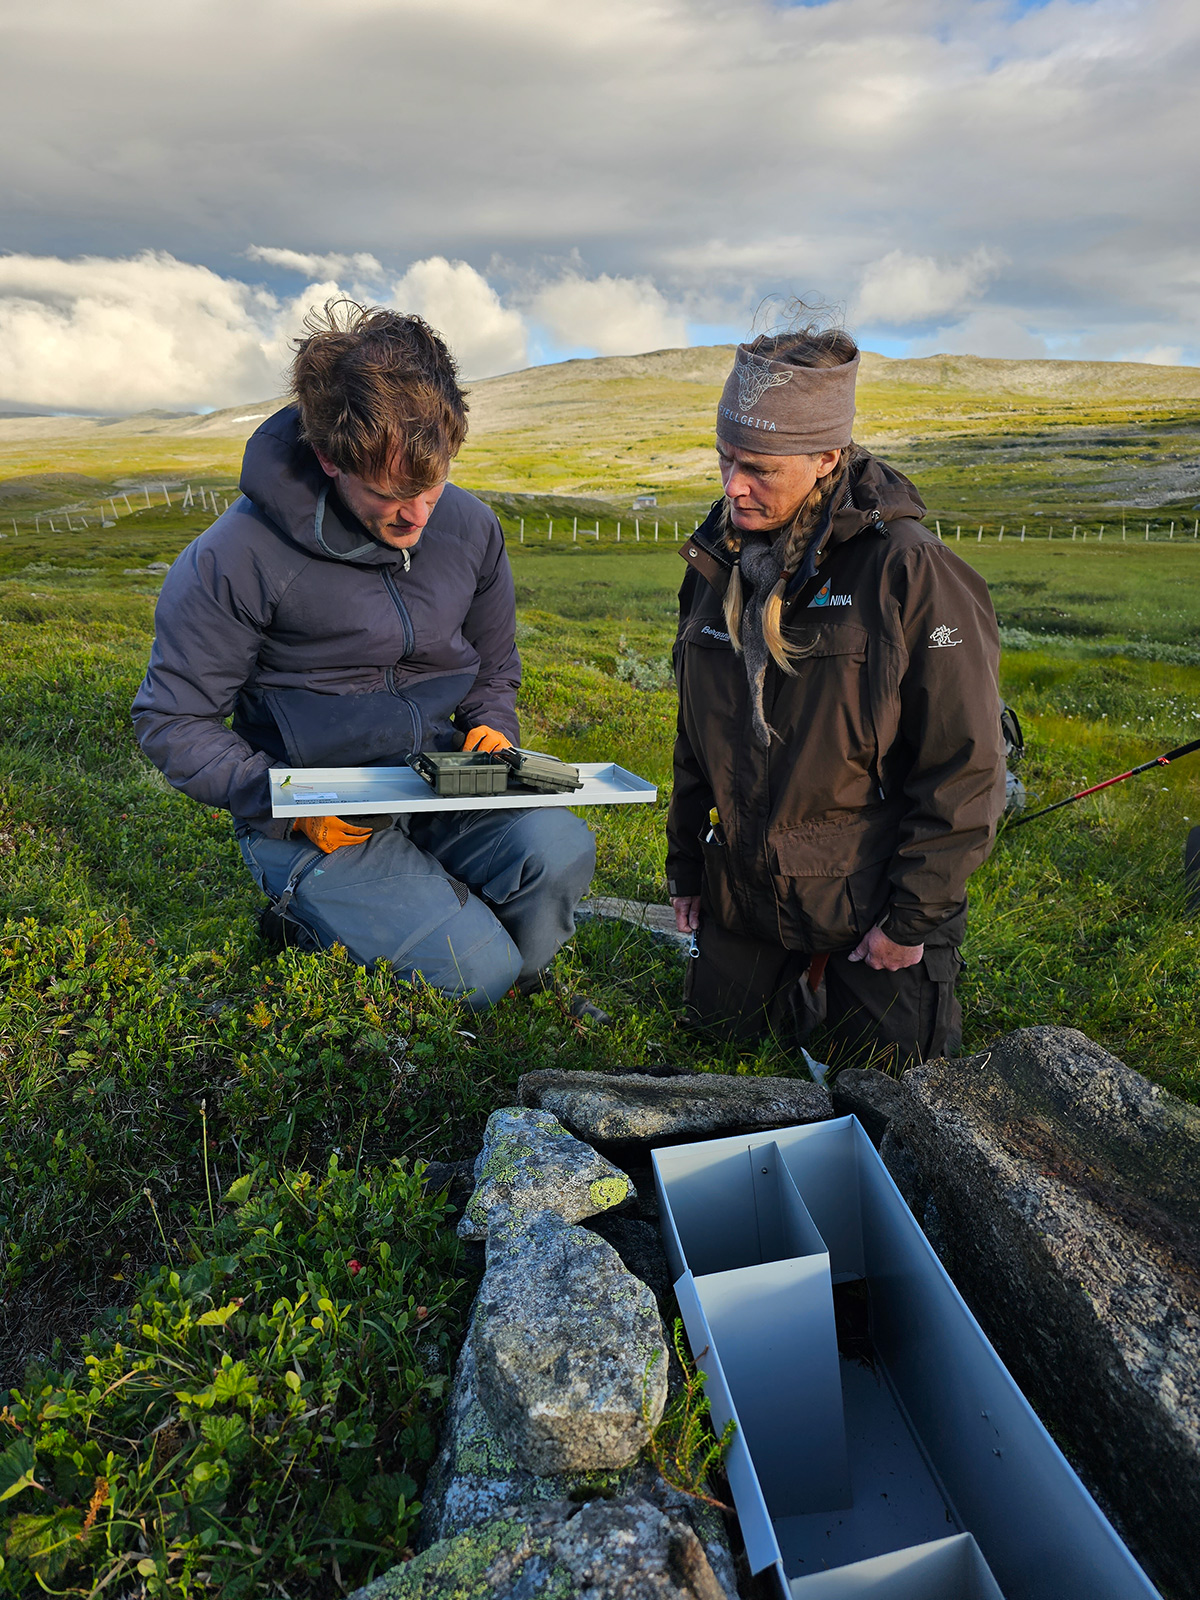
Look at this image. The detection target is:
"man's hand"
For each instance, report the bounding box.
[464,725,513,755]
[293,815,373,854]
[848,925,924,972]
[671,895,701,935]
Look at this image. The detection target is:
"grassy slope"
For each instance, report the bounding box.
[3,352,1200,1591]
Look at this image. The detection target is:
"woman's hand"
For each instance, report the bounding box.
[847,925,924,972]
[671,895,701,935]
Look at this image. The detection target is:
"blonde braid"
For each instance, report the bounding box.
[720,445,858,670]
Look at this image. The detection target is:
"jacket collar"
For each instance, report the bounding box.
[679,454,927,596]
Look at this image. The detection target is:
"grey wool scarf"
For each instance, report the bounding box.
[737,528,792,747]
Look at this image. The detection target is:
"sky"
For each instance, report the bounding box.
[0,0,1197,412]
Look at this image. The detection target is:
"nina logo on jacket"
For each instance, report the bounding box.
[808,583,851,608]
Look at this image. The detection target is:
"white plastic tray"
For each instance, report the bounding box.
[270,761,657,818]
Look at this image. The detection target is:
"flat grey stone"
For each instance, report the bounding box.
[352,1495,734,1599]
[457,1106,635,1241]
[578,896,691,952]
[519,1069,833,1144]
[880,1025,1200,1598]
[474,1210,668,1474]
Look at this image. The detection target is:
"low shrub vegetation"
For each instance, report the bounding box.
[3,527,1200,1592]
[0,1158,466,1597]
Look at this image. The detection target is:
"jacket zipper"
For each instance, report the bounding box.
[380,568,415,658]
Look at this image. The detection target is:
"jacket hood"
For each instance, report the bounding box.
[239,405,412,567]
[829,453,926,545]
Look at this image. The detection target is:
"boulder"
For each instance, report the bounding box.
[418,1324,736,1593]
[877,1026,1200,1598]
[518,1069,833,1146]
[458,1106,634,1241]
[829,1065,914,1148]
[352,1495,734,1599]
[473,1209,669,1475]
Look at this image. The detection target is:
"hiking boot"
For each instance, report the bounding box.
[515,969,613,1027]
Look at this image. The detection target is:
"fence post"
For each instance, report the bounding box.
[616,521,621,542]
[655,520,659,541]
[635,519,640,542]
[573,516,578,542]
[1170,521,1175,539]
[10,520,16,537]
[1146,523,1150,540]
[977,525,983,541]
[1020,525,1025,541]
[594,522,600,540]
[675,521,680,537]
[520,518,524,543]
[956,525,961,540]
[161,484,171,508]
[935,519,941,537]
[548,519,553,542]
[1099,525,1104,540]
[143,486,151,508]
[998,524,1005,541]
[122,493,133,514]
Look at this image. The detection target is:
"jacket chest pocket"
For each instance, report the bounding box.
[768,621,876,758]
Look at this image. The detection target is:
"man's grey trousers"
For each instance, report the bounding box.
[238,808,596,1009]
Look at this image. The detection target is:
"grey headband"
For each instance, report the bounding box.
[716,344,859,456]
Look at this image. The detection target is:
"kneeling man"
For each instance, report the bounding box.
[133,302,595,1008]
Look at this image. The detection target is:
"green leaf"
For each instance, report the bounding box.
[196,1301,243,1327]
[0,1438,38,1503]
[222,1172,255,1205]
[4,1509,84,1579]
[209,1360,258,1407]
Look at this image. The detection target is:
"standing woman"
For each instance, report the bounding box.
[667,319,1006,1070]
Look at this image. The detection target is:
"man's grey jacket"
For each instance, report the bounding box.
[132,407,521,839]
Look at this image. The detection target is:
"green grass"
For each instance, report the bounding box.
[5,469,1200,1592]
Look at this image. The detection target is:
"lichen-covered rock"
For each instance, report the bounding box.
[350,1496,733,1599]
[518,1069,832,1145]
[473,1209,668,1474]
[880,1026,1200,1598]
[457,1106,634,1241]
[417,1324,738,1593]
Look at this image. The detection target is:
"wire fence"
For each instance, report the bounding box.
[499,512,1200,548]
[2,491,1198,549]
[0,483,238,537]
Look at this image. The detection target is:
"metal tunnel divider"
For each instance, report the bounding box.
[652,1117,1161,1600]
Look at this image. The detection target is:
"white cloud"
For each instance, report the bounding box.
[2,1,1199,368]
[530,273,687,356]
[855,249,1000,328]
[247,245,384,281]
[388,257,528,379]
[0,251,281,412]
[909,310,1050,362]
[1121,345,1186,367]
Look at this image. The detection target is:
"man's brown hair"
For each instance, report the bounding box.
[290,299,468,492]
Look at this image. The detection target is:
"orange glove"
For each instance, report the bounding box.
[292,815,373,853]
[464,724,513,754]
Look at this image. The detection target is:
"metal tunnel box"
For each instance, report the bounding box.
[652,1117,1160,1600]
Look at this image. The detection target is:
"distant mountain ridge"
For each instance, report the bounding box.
[1,346,1197,446]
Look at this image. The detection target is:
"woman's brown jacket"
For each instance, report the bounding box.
[666,454,1006,952]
